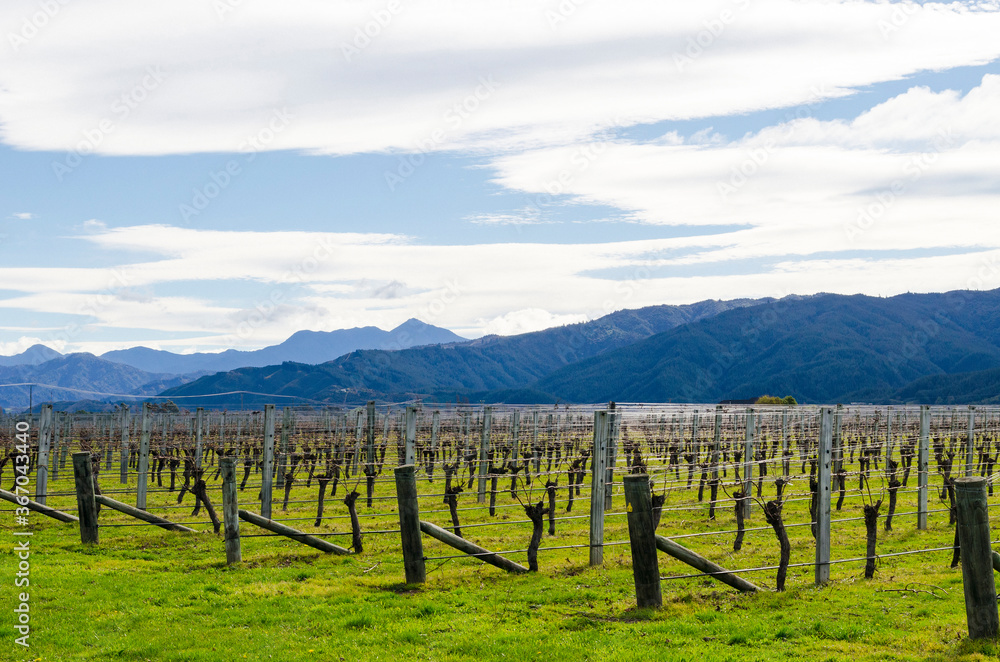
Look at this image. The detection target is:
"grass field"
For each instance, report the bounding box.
[4,447,1000,662]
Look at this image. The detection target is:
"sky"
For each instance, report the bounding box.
[1,0,1000,357]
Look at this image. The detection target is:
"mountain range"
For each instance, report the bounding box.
[162,289,1000,407]
[9,291,1000,410]
[0,319,465,411]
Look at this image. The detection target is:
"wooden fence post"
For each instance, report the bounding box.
[477,406,491,503]
[589,410,608,566]
[261,404,275,519]
[605,406,619,511]
[394,464,426,584]
[120,405,130,484]
[193,407,203,470]
[405,405,417,467]
[137,403,151,510]
[918,405,930,530]
[367,401,377,473]
[966,406,976,478]
[954,476,999,640]
[277,407,290,487]
[815,407,833,585]
[743,408,754,519]
[781,408,789,477]
[35,404,52,505]
[72,452,99,544]
[221,457,241,565]
[623,474,661,608]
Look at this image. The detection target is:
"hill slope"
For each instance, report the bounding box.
[161,298,769,404]
[534,290,1000,404]
[0,354,194,410]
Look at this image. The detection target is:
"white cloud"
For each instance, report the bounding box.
[488,75,1000,270]
[0,337,62,357]
[479,309,590,336]
[10,212,33,220]
[467,208,554,226]
[2,1,1000,156]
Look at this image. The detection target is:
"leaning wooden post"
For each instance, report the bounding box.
[394,464,426,584]
[261,405,276,519]
[623,474,661,608]
[119,405,130,485]
[815,407,833,585]
[35,404,52,505]
[221,457,241,565]
[136,403,151,510]
[954,476,999,640]
[917,405,930,530]
[589,410,609,566]
[477,406,492,503]
[404,405,417,466]
[72,452,99,544]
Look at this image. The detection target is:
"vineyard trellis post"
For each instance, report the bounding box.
[712,405,723,484]
[366,401,376,472]
[220,457,242,565]
[815,407,832,585]
[743,408,754,519]
[405,405,417,466]
[394,464,426,584]
[589,410,608,566]
[137,403,151,510]
[277,407,290,487]
[195,407,204,470]
[623,473,661,608]
[35,404,52,505]
[605,405,619,511]
[477,406,491,503]
[261,404,275,519]
[954,476,999,639]
[918,405,930,530]
[780,407,789,477]
[72,451,99,544]
[119,405,129,485]
[965,406,975,478]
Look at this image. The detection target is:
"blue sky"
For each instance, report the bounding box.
[2,0,1000,356]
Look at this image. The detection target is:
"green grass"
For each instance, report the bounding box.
[4,448,1000,662]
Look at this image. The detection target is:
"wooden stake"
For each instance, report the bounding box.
[589,411,608,566]
[419,520,527,574]
[221,457,242,564]
[954,476,999,640]
[72,452,99,544]
[623,474,661,608]
[261,404,275,519]
[394,465,425,584]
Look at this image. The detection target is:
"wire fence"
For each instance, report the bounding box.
[4,402,999,591]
